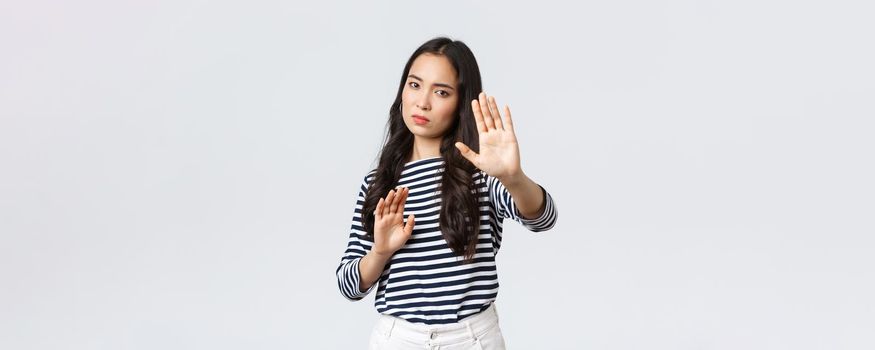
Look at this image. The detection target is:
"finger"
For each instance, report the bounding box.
[404,214,415,234]
[454,142,479,165]
[480,92,496,130]
[395,187,409,213]
[389,188,404,214]
[375,197,384,219]
[503,105,515,134]
[488,95,504,130]
[380,192,391,216]
[470,99,487,133]
[385,190,396,214]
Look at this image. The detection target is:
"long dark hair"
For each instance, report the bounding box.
[362,37,483,264]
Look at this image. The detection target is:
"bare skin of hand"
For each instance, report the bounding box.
[454,92,547,219]
[372,186,415,257]
[454,92,524,183]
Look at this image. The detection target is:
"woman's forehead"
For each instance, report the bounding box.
[409,54,458,86]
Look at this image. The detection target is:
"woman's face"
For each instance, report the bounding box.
[401,53,460,139]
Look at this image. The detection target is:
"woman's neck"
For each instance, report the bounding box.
[409,136,442,162]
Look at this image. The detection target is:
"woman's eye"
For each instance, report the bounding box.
[408,82,419,88]
[436,90,449,97]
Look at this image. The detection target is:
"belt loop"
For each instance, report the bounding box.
[465,320,478,341]
[386,318,395,338]
[492,302,499,319]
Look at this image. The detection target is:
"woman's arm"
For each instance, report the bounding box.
[498,171,546,220]
[456,92,557,230]
[336,173,381,301]
[357,250,391,293]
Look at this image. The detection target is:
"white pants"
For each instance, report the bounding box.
[368,302,507,350]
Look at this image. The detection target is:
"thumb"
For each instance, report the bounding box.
[454,142,478,164]
[404,214,415,235]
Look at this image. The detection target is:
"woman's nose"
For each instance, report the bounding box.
[415,92,431,111]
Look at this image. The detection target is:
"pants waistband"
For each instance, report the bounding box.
[375,303,500,346]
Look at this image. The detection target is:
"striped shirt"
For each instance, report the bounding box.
[335,156,558,325]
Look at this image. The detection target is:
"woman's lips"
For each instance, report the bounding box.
[413,115,429,125]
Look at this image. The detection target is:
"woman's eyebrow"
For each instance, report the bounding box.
[407,74,456,91]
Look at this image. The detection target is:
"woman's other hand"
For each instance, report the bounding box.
[372,186,415,257]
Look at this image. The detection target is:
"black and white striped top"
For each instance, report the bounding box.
[335,156,558,325]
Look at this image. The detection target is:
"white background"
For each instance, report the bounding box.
[1,0,873,349]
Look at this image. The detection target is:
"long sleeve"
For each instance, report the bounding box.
[486,173,558,232]
[335,172,379,301]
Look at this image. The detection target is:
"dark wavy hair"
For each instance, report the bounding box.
[361,37,483,264]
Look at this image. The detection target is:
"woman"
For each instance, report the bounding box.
[335,36,558,350]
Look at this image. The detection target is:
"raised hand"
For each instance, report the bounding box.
[371,186,415,257]
[454,92,522,181]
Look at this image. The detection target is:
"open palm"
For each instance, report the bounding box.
[455,92,522,180]
[372,187,414,257]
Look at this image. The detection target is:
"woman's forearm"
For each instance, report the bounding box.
[358,249,391,293]
[499,171,546,220]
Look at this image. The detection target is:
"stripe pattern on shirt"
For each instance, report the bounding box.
[336,157,557,325]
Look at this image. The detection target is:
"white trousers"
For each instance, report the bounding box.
[368,302,507,350]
